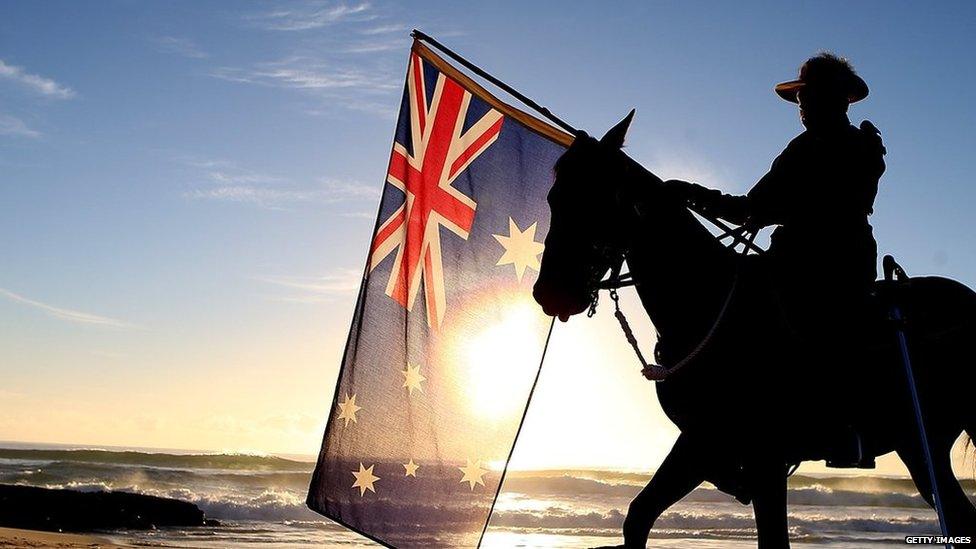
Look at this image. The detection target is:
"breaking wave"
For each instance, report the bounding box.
[0,446,956,544]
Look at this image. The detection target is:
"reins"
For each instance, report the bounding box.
[592,217,760,382]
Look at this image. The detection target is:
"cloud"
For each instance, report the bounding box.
[340,211,376,220]
[185,186,325,207]
[322,178,381,200]
[184,166,380,209]
[205,169,281,185]
[152,36,209,59]
[247,2,373,31]
[342,38,403,54]
[0,113,41,138]
[211,54,400,117]
[0,59,75,99]
[361,23,407,35]
[179,157,235,170]
[257,268,362,303]
[0,287,137,329]
[212,60,397,93]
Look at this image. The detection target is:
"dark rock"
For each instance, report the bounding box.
[0,484,220,532]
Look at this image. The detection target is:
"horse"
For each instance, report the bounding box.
[532,112,976,548]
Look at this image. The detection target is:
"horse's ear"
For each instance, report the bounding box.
[600,109,635,149]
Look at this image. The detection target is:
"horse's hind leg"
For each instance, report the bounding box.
[898,436,976,536]
[623,433,705,548]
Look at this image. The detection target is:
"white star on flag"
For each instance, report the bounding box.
[493,217,545,282]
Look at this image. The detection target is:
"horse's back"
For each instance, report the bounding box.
[873,275,976,343]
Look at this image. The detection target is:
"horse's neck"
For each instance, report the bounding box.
[620,173,733,345]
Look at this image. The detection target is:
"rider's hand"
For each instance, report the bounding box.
[662,179,696,201]
[664,179,720,208]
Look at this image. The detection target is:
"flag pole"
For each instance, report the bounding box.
[411,29,579,135]
[476,318,555,548]
[883,256,951,546]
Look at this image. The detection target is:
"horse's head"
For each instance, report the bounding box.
[533,111,638,321]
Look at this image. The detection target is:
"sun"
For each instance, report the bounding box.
[454,297,550,420]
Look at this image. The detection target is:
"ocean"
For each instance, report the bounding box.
[0,444,951,548]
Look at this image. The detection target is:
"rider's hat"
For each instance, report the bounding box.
[775,53,869,104]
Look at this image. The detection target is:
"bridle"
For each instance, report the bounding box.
[584,203,764,382]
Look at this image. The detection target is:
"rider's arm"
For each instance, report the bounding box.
[664,182,754,226]
[737,143,798,228]
[665,139,798,227]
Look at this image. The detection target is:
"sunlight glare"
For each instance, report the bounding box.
[463,301,545,420]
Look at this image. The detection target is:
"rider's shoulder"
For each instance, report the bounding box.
[784,130,812,148]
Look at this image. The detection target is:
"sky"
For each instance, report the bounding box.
[1,1,975,475]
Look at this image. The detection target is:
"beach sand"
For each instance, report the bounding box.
[0,528,130,548]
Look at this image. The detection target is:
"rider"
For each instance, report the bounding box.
[666,53,887,467]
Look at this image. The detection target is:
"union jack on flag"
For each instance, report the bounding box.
[307,40,572,548]
[368,52,504,328]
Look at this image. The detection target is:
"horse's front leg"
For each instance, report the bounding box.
[747,457,790,549]
[622,433,705,548]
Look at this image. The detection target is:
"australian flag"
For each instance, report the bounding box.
[306,41,572,548]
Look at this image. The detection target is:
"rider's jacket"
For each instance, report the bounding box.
[704,118,886,293]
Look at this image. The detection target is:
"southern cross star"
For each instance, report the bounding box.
[351,462,380,496]
[493,217,545,282]
[403,459,419,477]
[336,393,361,427]
[401,363,427,396]
[459,459,488,490]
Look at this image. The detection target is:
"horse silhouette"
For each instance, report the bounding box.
[533,113,976,548]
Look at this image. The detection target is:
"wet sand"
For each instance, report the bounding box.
[0,528,131,548]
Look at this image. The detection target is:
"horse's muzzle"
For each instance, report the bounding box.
[533,277,590,322]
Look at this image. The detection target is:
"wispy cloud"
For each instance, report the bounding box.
[256,268,362,303]
[247,2,373,31]
[180,156,380,210]
[211,54,399,117]
[0,59,75,99]
[177,157,282,185]
[205,169,281,185]
[360,23,407,35]
[185,186,325,207]
[212,58,398,92]
[185,178,379,209]
[152,36,209,59]
[0,113,41,138]
[342,38,403,54]
[340,210,376,220]
[323,178,382,200]
[0,287,137,329]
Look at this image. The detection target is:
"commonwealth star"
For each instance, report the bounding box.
[493,217,545,282]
